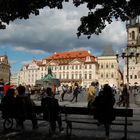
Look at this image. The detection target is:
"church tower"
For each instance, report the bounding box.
[124,16,140,86]
[126,16,140,46]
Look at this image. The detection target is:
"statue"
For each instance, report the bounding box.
[48,65,52,75]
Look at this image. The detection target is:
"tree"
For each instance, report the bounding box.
[0,0,140,38]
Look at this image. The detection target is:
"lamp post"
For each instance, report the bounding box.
[116,46,139,140]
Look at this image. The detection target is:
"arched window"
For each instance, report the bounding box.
[132,31,135,40]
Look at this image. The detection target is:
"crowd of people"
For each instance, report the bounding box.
[0,79,64,136]
[0,78,131,139]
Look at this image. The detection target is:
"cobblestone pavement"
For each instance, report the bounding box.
[0,91,140,140]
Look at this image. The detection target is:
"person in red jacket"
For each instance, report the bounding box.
[4,82,15,95]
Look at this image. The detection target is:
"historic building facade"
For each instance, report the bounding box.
[97,48,123,88]
[124,17,140,86]
[19,60,46,86]
[10,73,20,86]
[19,50,98,87]
[0,55,10,83]
[18,49,123,88]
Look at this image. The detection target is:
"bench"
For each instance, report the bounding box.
[0,104,133,140]
[59,106,133,140]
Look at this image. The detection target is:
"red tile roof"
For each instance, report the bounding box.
[32,60,45,66]
[45,50,95,60]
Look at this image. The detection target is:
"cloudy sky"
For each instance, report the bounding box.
[0,2,127,74]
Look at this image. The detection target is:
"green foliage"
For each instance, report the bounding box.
[0,0,140,38]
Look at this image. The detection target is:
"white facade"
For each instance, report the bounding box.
[19,60,47,86]
[10,73,20,86]
[18,51,98,87]
[18,50,123,88]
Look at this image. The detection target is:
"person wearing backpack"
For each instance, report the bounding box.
[41,87,63,135]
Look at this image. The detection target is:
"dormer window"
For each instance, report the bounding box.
[42,60,46,64]
[86,56,91,62]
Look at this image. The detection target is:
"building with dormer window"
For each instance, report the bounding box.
[18,49,123,87]
[19,50,98,87]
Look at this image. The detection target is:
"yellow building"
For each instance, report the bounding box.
[97,47,123,88]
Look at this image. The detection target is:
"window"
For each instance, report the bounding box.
[111,73,114,78]
[89,65,92,69]
[135,75,137,79]
[132,31,135,40]
[59,74,61,79]
[67,74,69,79]
[129,33,131,38]
[79,74,82,79]
[111,64,114,68]
[101,73,103,78]
[106,73,108,78]
[85,74,87,79]
[89,74,92,79]
[106,64,108,68]
[72,74,74,79]
[130,75,132,79]
[63,73,65,79]
[101,64,103,68]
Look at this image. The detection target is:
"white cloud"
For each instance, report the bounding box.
[102,21,127,45]
[13,46,46,54]
[0,3,127,55]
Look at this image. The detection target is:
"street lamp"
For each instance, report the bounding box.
[116,46,140,87]
[116,46,139,140]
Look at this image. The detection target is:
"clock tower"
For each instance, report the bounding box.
[124,16,140,86]
[126,16,140,45]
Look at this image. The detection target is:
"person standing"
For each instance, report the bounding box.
[93,84,115,140]
[61,85,67,101]
[87,81,96,109]
[122,84,129,107]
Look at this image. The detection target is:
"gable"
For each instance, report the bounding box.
[69,58,83,65]
[28,62,38,69]
[48,60,58,66]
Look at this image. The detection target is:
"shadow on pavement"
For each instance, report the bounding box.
[0,130,134,140]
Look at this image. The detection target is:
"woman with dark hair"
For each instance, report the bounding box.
[93,84,115,140]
